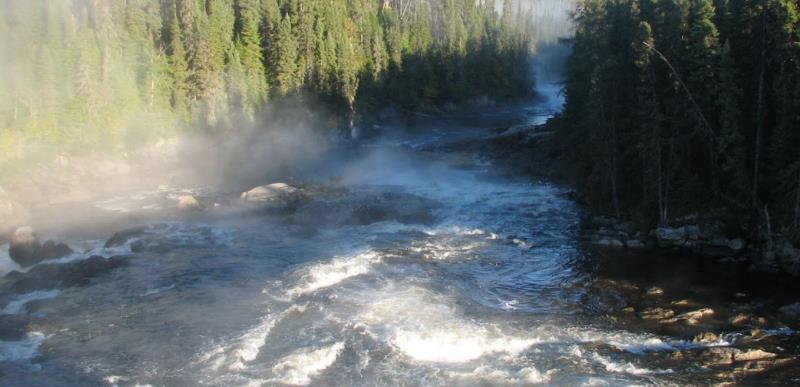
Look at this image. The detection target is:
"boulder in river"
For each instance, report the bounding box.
[177,195,204,212]
[2,255,131,295]
[240,183,306,212]
[9,226,73,267]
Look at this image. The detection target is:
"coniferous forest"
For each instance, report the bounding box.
[552,0,800,249]
[0,0,534,167]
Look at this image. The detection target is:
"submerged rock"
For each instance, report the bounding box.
[9,227,73,267]
[105,226,148,248]
[0,315,31,341]
[290,190,440,228]
[3,255,131,295]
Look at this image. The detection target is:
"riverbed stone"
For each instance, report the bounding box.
[9,227,73,267]
[594,238,624,247]
[646,286,665,296]
[177,195,203,212]
[240,183,306,212]
[641,307,675,320]
[626,239,646,248]
[693,332,720,343]
[734,349,776,362]
[727,238,745,251]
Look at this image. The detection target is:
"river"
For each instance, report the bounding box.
[2,47,800,386]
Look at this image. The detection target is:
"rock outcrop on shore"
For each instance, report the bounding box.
[581,215,800,274]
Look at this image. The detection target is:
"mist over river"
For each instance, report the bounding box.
[2,42,800,386]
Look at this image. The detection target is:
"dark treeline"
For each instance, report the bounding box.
[0,0,535,165]
[552,0,800,245]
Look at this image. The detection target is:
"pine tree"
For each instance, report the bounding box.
[271,15,299,96]
[236,0,267,107]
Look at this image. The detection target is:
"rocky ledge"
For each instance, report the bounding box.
[582,215,800,274]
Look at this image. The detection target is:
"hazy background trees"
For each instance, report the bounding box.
[0,0,540,170]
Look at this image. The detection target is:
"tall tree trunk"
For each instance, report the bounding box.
[794,169,800,229]
[610,122,621,219]
[657,144,666,225]
[753,20,767,205]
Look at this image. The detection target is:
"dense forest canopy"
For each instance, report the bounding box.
[554,0,800,243]
[0,0,539,168]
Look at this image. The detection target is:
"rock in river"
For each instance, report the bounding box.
[240,183,306,212]
[9,226,73,267]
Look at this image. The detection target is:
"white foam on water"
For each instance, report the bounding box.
[591,353,672,376]
[1,290,61,315]
[270,342,344,386]
[142,284,175,297]
[103,375,129,385]
[565,327,704,354]
[287,251,381,298]
[447,365,553,384]
[351,285,539,364]
[408,240,485,261]
[0,331,45,362]
[392,329,538,363]
[202,304,308,372]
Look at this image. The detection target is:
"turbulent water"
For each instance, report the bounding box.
[2,61,800,386]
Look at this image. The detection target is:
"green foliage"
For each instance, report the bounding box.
[0,0,534,167]
[561,0,800,229]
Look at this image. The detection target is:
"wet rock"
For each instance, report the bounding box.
[0,314,31,340]
[9,227,73,267]
[778,302,800,317]
[693,332,720,344]
[625,239,646,248]
[671,299,698,308]
[646,286,665,296]
[240,183,306,212]
[2,255,131,294]
[699,347,741,365]
[641,307,675,320]
[778,241,799,258]
[177,195,203,212]
[729,313,763,326]
[9,226,39,265]
[727,238,745,251]
[686,308,715,324]
[734,349,776,362]
[594,238,624,247]
[105,226,148,248]
[656,226,688,243]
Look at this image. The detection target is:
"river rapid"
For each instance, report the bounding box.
[2,58,800,386]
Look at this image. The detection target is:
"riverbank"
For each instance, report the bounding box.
[465,113,800,277]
